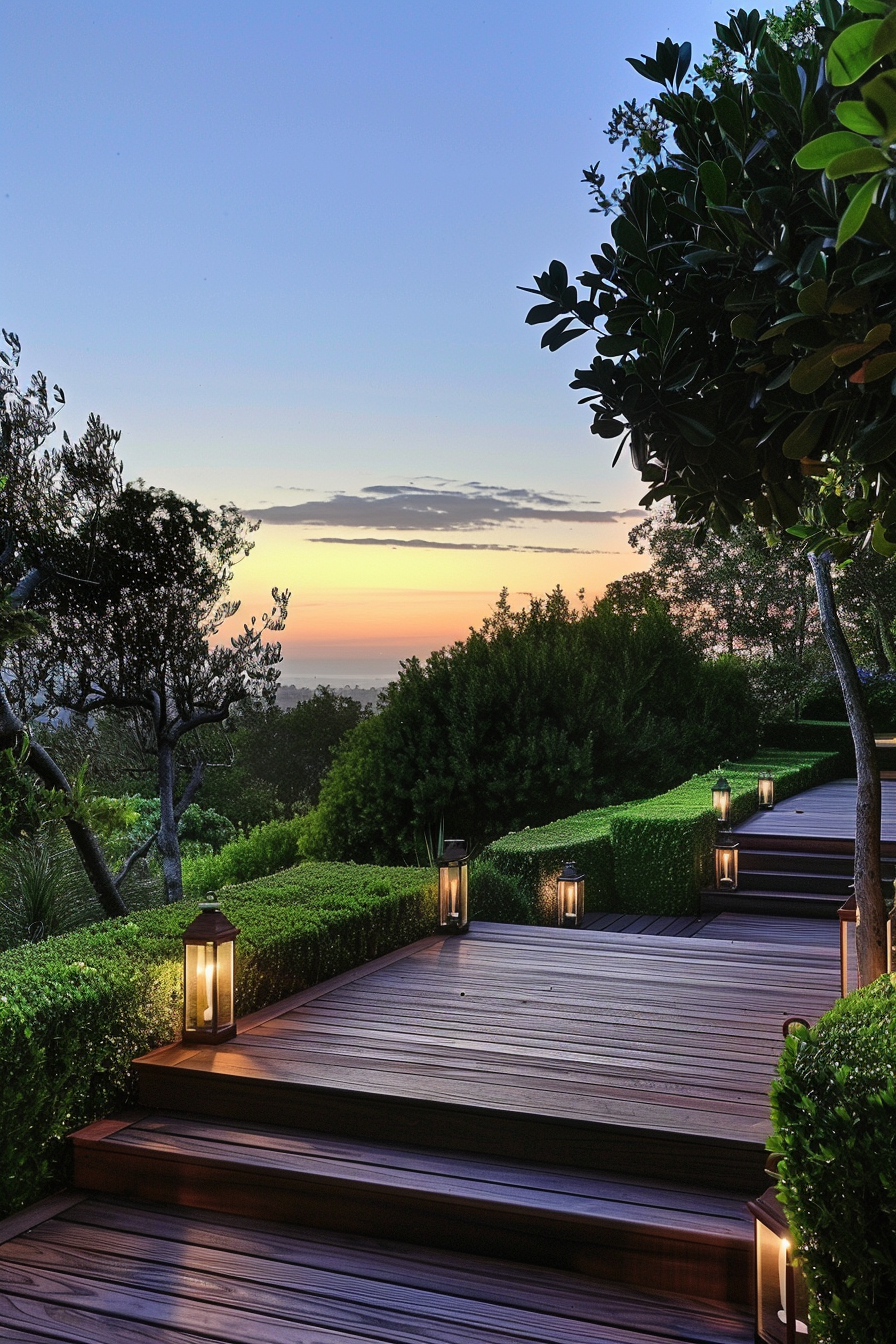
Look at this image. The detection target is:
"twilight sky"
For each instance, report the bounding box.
[3,0,723,681]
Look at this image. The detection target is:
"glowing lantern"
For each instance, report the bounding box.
[557,861,585,928]
[438,839,469,933]
[714,832,739,891]
[758,771,775,810]
[712,776,731,823]
[838,894,857,998]
[747,1185,810,1343]
[182,900,238,1045]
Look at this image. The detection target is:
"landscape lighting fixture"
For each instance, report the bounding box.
[438,839,469,934]
[557,861,585,928]
[713,832,739,891]
[712,775,731,824]
[758,771,775,810]
[747,1185,809,1343]
[182,899,238,1045]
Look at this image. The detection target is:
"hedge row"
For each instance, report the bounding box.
[771,977,896,1344]
[483,749,843,920]
[0,862,436,1218]
[763,719,855,765]
[181,815,304,897]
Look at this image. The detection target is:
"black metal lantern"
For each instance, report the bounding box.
[714,831,739,890]
[712,775,731,823]
[438,839,469,933]
[182,899,239,1045]
[747,1185,810,1343]
[556,861,585,928]
[758,770,775,810]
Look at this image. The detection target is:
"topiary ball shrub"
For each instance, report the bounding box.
[771,976,896,1344]
[469,859,532,924]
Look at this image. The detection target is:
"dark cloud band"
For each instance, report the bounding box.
[307,536,616,554]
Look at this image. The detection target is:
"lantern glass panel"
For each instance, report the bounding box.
[712,780,731,823]
[217,939,235,1028]
[714,840,739,890]
[439,860,468,928]
[758,773,775,810]
[185,940,215,1034]
[557,871,583,927]
[756,1221,809,1342]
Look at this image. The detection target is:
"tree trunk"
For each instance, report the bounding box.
[810,552,887,983]
[157,739,184,903]
[0,682,127,917]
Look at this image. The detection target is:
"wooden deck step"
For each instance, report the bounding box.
[0,1193,754,1344]
[700,888,844,918]
[71,1111,754,1305]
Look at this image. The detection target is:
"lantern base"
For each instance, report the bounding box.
[182,1022,237,1047]
[441,919,469,935]
[561,913,580,928]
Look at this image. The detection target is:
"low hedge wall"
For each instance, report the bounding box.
[181,815,305,897]
[771,977,896,1344]
[484,750,842,920]
[0,862,436,1219]
[763,719,855,766]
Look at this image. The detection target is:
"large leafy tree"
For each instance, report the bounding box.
[523,4,896,979]
[43,485,289,903]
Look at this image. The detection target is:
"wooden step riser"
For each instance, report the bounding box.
[737,832,896,858]
[738,851,877,876]
[701,891,842,919]
[736,872,855,896]
[72,1141,751,1306]
[136,1064,768,1194]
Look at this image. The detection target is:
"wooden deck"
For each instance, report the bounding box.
[136,923,839,1191]
[735,777,896,851]
[0,1192,754,1344]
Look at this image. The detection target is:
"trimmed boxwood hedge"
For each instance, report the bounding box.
[771,977,896,1344]
[0,862,436,1218]
[484,750,842,920]
[763,719,855,766]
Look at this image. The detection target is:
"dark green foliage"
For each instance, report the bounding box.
[468,860,533,924]
[763,718,856,763]
[302,589,759,864]
[181,816,306,898]
[0,861,436,1218]
[771,977,896,1343]
[125,798,237,854]
[200,688,368,829]
[486,750,842,918]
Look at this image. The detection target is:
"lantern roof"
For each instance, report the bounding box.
[714,830,739,848]
[713,775,730,790]
[746,1184,788,1234]
[439,839,468,864]
[183,899,240,944]
[559,860,583,881]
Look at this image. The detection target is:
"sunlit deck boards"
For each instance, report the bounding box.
[0,1193,753,1344]
[735,777,896,851]
[137,923,840,1190]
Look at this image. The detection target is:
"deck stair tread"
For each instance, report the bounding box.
[0,1194,754,1344]
[700,889,844,918]
[72,1111,753,1246]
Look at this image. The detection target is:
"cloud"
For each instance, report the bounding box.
[247,480,643,531]
[307,537,616,554]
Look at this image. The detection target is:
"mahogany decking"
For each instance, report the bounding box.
[136,922,839,1190]
[0,1193,754,1344]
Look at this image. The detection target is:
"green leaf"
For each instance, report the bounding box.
[798,279,829,315]
[827,19,885,86]
[698,160,727,206]
[848,0,890,13]
[782,410,831,459]
[873,518,896,555]
[790,343,841,393]
[871,7,896,59]
[837,173,885,246]
[596,334,640,357]
[730,313,758,339]
[795,130,874,168]
[668,411,716,447]
[835,99,886,134]
[863,351,896,381]
[825,146,891,177]
[861,68,896,140]
[850,417,896,463]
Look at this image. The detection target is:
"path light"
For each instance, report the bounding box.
[714,832,739,891]
[182,898,239,1045]
[438,839,469,934]
[557,861,585,928]
[747,1184,809,1343]
[838,894,857,997]
[758,771,775,810]
[712,775,731,824]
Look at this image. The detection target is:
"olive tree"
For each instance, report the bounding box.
[523,4,896,980]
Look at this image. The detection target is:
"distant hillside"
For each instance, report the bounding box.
[276,684,382,710]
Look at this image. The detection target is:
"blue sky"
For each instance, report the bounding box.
[3,0,726,678]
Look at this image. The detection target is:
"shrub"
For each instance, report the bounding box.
[468,859,532,924]
[181,815,305,897]
[303,590,759,864]
[762,719,855,763]
[485,750,842,919]
[124,797,238,855]
[771,977,896,1344]
[0,861,436,1218]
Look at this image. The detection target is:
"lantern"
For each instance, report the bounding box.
[557,861,585,928]
[182,900,239,1045]
[714,832,739,890]
[711,775,731,823]
[758,770,775,810]
[838,894,857,998]
[438,839,469,933]
[747,1186,810,1343]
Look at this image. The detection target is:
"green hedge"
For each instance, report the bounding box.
[181,816,305,897]
[763,719,855,766]
[0,862,436,1219]
[484,750,842,920]
[771,977,896,1344]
